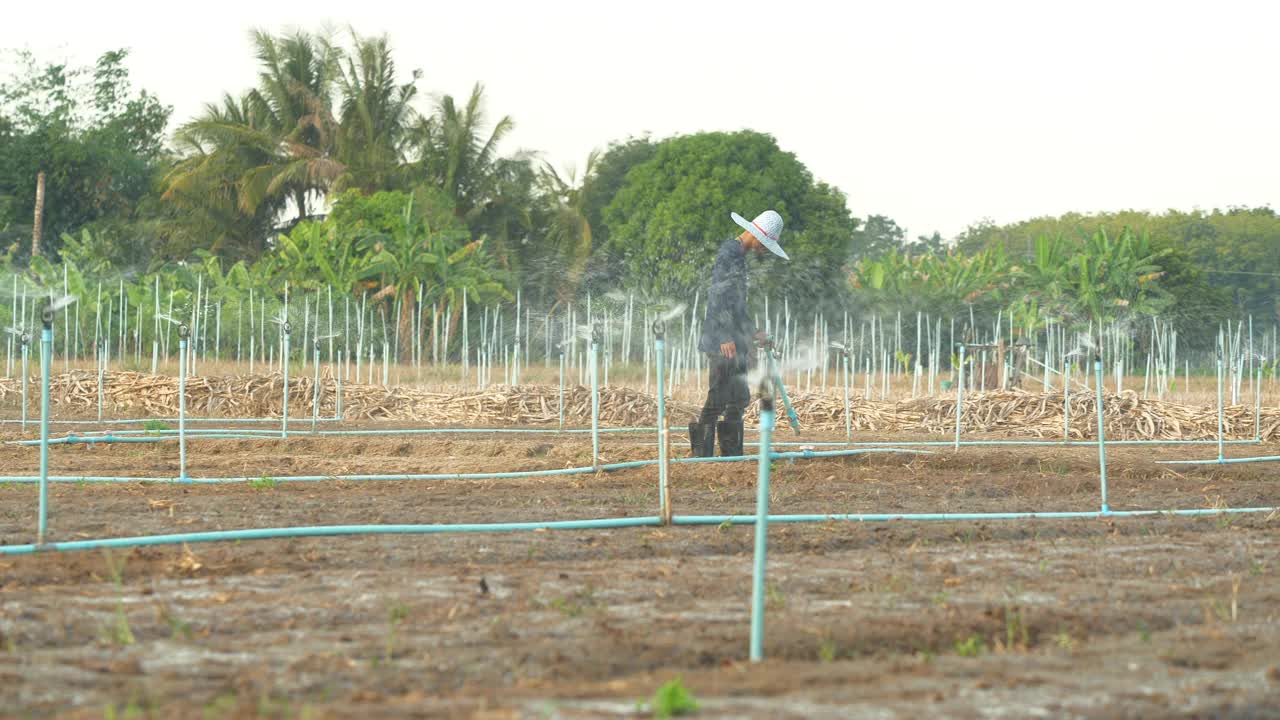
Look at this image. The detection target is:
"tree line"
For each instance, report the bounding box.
[1,28,1276,357]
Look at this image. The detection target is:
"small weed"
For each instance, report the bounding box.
[103,698,145,720]
[930,591,950,608]
[954,634,985,657]
[1136,620,1151,643]
[249,475,277,490]
[384,604,410,662]
[100,549,135,647]
[202,692,238,720]
[1251,559,1266,576]
[549,585,599,618]
[765,583,786,610]
[648,676,699,718]
[143,420,171,434]
[1054,631,1076,651]
[818,638,838,663]
[717,518,733,532]
[1003,604,1029,652]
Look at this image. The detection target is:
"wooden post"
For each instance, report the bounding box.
[32,171,46,257]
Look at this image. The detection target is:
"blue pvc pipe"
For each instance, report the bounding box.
[37,325,51,545]
[590,342,600,469]
[1216,354,1225,462]
[336,350,343,420]
[179,338,188,482]
[1063,358,1071,441]
[955,345,966,450]
[1157,455,1280,466]
[558,352,565,432]
[0,448,930,485]
[1094,358,1108,513]
[281,332,290,439]
[20,344,27,433]
[767,353,800,434]
[750,403,775,663]
[6,504,1276,556]
[0,517,665,555]
[656,337,669,522]
[842,355,851,442]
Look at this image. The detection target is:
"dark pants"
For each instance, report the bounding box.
[699,354,749,424]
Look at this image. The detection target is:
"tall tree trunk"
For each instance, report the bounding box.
[32,171,46,257]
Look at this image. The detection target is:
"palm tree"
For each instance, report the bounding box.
[163,30,346,254]
[409,83,515,220]
[537,150,599,311]
[335,31,420,193]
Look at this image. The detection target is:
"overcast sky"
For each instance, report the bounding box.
[3,0,1276,239]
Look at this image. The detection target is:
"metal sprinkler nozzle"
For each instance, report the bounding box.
[282,322,292,337]
[590,325,601,346]
[20,331,30,346]
[41,301,54,329]
[177,323,191,340]
[652,320,666,339]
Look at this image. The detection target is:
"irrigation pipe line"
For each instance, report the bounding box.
[0,448,936,485]
[3,506,1276,557]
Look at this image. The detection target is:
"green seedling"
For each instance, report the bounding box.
[818,638,838,663]
[249,475,277,490]
[100,549,135,647]
[765,583,786,610]
[384,604,410,662]
[954,634,985,657]
[648,676,699,719]
[143,420,170,434]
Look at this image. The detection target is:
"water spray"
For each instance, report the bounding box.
[831,342,852,441]
[6,325,30,432]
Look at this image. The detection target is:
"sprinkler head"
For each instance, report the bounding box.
[1093,353,1102,365]
[177,323,190,340]
[21,332,30,345]
[652,320,665,339]
[41,302,54,328]
[282,322,292,336]
[590,325,601,346]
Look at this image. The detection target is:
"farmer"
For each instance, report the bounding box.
[689,210,789,457]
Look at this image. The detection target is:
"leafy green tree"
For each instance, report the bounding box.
[600,130,859,308]
[848,214,905,263]
[0,49,171,259]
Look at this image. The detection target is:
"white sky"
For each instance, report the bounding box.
[3,0,1277,240]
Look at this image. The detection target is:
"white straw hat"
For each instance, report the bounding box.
[731,210,788,260]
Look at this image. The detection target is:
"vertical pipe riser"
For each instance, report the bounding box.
[749,402,775,663]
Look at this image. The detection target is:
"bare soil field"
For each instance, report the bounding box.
[1,425,1278,718]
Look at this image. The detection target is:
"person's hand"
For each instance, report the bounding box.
[720,341,736,359]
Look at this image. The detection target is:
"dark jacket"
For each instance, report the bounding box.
[698,238,752,362]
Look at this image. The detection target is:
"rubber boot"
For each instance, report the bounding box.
[689,421,717,458]
[717,419,744,457]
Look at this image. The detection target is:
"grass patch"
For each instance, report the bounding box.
[249,475,278,490]
[99,549,135,647]
[954,634,985,657]
[646,676,699,718]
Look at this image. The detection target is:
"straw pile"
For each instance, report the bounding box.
[0,371,1275,441]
